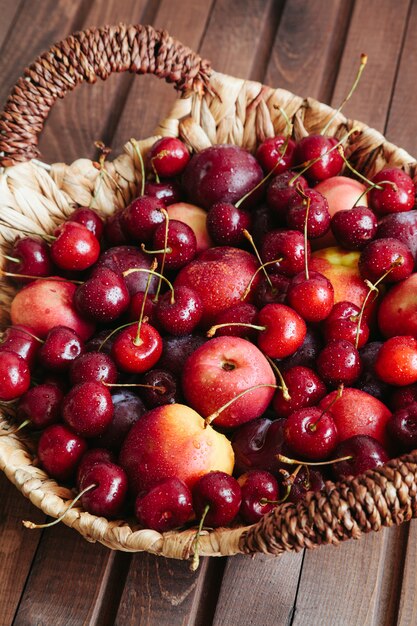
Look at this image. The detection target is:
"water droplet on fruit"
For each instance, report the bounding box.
[193,441,201,449]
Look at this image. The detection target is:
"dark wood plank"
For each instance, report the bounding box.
[292,526,408,626]
[212,552,304,626]
[385,0,417,154]
[13,524,131,626]
[396,520,417,626]
[0,0,84,109]
[0,0,24,50]
[264,0,353,102]
[111,0,215,155]
[0,475,45,625]
[38,0,155,163]
[329,0,411,132]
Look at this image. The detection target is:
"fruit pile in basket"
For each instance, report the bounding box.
[1,59,417,554]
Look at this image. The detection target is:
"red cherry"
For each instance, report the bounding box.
[331,435,389,479]
[254,273,290,307]
[69,352,118,386]
[232,417,289,475]
[192,471,241,527]
[76,448,116,487]
[256,136,296,174]
[74,267,130,322]
[93,391,146,451]
[103,211,128,246]
[121,196,165,242]
[375,336,417,386]
[287,189,331,238]
[6,237,54,282]
[143,180,182,206]
[51,222,100,271]
[266,171,308,221]
[317,339,362,387]
[141,369,179,408]
[38,424,87,481]
[359,238,414,283]
[155,286,203,335]
[286,467,326,503]
[273,366,327,418]
[39,326,84,371]
[257,303,306,359]
[148,137,190,178]
[370,168,415,215]
[280,327,323,371]
[96,245,158,296]
[152,220,197,269]
[62,382,114,437]
[0,351,30,400]
[111,323,162,374]
[331,207,377,250]
[283,407,338,460]
[294,135,343,183]
[323,301,369,348]
[286,271,334,322]
[261,229,310,277]
[210,303,259,339]
[387,403,417,452]
[390,384,417,411]
[135,477,193,532]
[237,470,279,523]
[207,202,252,246]
[80,462,128,518]
[127,292,158,326]
[0,324,41,367]
[17,383,63,429]
[69,207,104,239]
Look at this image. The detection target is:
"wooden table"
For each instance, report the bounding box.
[1,1,417,624]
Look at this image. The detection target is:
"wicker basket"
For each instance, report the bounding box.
[1,23,417,562]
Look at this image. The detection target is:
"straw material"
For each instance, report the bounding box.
[1,23,417,561]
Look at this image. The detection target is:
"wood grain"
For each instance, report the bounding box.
[0,475,45,626]
[0,0,24,49]
[265,0,353,102]
[330,0,412,132]
[396,520,417,626]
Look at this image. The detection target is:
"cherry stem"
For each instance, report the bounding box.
[122,267,175,305]
[294,184,311,280]
[141,244,173,255]
[354,258,403,348]
[0,418,30,436]
[130,138,146,197]
[98,321,137,352]
[337,148,395,192]
[103,382,166,393]
[309,384,344,431]
[240,258,283,301]
[0,220,55,241]
[321,54,367,136]
[289,126,360,186]
[190,503,210,572]
[277,106,293,138]
[205,384,278,427]
[3,255,20,263]
[206,322,266,338]
[0,269,83,285]
[265,354,291,401]
[134,259,157,346]
[154,208,170,302]
[243,229,274,290]
[260,464,303,504]
[22,483,97,529]
[277,454,353,466]
[4,326,43,343]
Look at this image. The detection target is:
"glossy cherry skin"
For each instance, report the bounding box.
[375,336,417,386]
[286,467,326,504]
[62,382,114,438]
[183,144,264,210]
[158,334,207,376]
[257,303,306,359]
[70,351,117,386]
[237,470,279,524]
[331,435,389,480]
[207,202,252,246]
[261,229,310,277]
[69,207,104,239]
[121,195,165,242]
[51,221,100,271]
[286,271,334,322]
[38,424,87,481]
[141,369,179,408]
[0,351,30,400]
[39,326,84,371]
[356,342,390,401]
[96,246,158,295]
[323,301,369,348]
[192,471,242,527]
[280,327,323,371]
[80,462,128,518]
[155,286,203,335]
[390,384,417,412]
[0,325,41,367]
[93,390,146,451]
[370,167,415,215]
[252,204,281,243]
[254,273,290,307]
[376,210,417,263]
[152,219,197,270]
[287,189,331,238]
[6,237,54,282]
[232,417,289,475]
[103,211,128,246]
[294,135,343,184]
[148,137,190,178]
[266,171,309,221]
[284,407,338,460]
[17,384,63,429]
[331,207,377,250]
[317,339,362,387]
[135,477,194,532]
[359,237,414,284]
[111,323,163,374]
[74,267,130,322]
[127,292,158,326]
[143,180,182,206]
[76,448,116,487]
[387,403,417,452]
[273,366,327,418]
[256,136,296,174]
[211,303,259,340]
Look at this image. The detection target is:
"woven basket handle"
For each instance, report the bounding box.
[0,23,211,167]
[239,450,417,555]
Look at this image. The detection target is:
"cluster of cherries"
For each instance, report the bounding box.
[1,101,417,545]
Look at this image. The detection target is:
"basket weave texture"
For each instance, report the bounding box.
[1,23,417,560]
